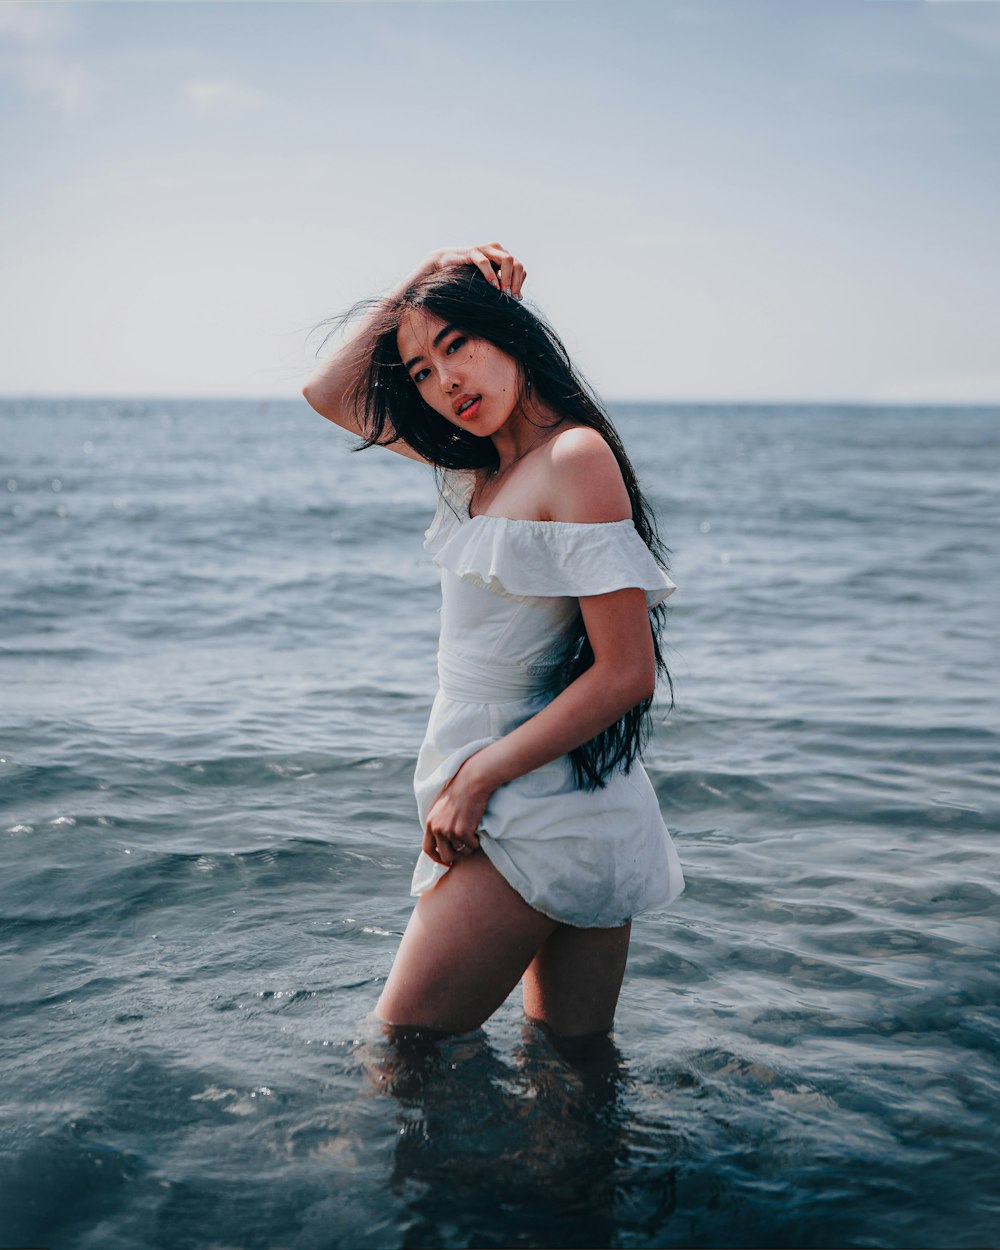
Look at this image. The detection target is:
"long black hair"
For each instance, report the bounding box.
[324,264,674,790]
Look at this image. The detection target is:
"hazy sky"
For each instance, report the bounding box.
[1,0,998,401]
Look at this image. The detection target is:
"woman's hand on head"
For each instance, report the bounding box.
[417,243,526,300]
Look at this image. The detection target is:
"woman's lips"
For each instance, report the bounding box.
[456,396,481,420]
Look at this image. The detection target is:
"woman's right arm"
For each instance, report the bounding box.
[301,243,525,462]
[301,269,428,461]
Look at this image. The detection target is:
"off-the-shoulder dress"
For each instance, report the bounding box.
[411,469,685,928]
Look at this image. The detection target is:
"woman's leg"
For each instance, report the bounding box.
[376,849,558,1034]
[522,921,632,1037]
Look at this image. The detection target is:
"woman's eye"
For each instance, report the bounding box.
[413,368,430,384]
[446,336,466,355]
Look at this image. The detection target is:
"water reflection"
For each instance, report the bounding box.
[365,1019,636,1248]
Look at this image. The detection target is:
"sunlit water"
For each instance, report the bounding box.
[2,398,998,1249]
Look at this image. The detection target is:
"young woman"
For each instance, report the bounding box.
[303,242,684,1040]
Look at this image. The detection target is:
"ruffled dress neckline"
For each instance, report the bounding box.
[425,468,677,608]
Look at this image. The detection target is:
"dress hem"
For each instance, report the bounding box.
[478,838,636,928]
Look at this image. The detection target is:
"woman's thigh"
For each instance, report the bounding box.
[522,920,632,1037]
[376,850,558,1034]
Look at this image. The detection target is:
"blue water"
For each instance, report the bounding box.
[2,398,998,1249]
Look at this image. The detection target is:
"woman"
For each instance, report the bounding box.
[303,242,684,1040]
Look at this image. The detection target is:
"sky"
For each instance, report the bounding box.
[1,0,998,403]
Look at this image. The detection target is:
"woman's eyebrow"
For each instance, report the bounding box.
[403,324,457,371]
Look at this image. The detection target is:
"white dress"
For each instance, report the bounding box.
[410,469,685,928]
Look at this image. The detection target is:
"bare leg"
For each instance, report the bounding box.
[376,850,557,1034]
[522,921,632,1037]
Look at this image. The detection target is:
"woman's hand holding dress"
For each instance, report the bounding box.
[423,762,488,866]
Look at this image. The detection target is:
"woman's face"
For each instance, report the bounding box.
[396,308,524,437]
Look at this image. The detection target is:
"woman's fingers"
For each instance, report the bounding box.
[490,250,524,301]
[468,247,501,290]
[447,829,481,856]
[470,242,525,299]
[424,823,481,866]
[481,244,521,299]
[422,827,446,865]
[495,253,514,296]
[425,823,456,865]
[424,761,487,866]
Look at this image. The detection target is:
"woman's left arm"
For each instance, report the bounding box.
[423,588,655,863]
[423,431,658,864]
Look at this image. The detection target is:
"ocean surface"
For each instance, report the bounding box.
[1,397,998,1250]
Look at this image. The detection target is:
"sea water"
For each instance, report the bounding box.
[1,398,998,1248]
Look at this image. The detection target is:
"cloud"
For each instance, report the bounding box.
[0,3,70,43]
[0,1,95,117]
[182,77,263,117]
[929,9,1000,55]
[1,50,97,116]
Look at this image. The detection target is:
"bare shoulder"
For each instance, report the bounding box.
[543,425,632,524]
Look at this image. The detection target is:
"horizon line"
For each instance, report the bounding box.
[1,393,999,410]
